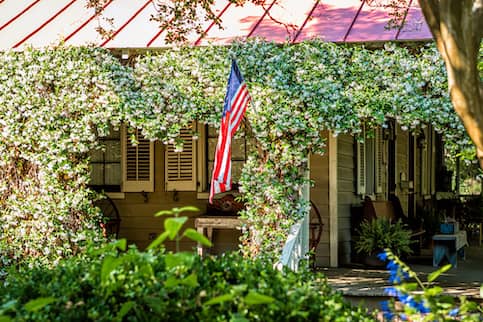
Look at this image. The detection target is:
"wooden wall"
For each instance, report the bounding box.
[112,142,237,253]
[337,134,359,266]
[310,132,330,266]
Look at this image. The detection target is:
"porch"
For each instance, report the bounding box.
[320,245,483,309]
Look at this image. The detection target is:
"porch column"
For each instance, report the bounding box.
[329,133,338,267]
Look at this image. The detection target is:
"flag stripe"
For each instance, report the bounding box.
[230,88,249,127]
[230,94,250,136]
[209,60,251,203]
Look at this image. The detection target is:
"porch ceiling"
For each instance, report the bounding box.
[0,0,433,50]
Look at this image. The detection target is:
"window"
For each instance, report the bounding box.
[206,125,248,189]
[122,127,154,192]
[89,126,154,194]
[165,124,197,191]
[89,129,122,192]
[357,126,384,197]
[164,122,250,194]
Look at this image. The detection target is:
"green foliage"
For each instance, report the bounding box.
[0,243,374,321]
[355,218,413,256]
[0,40,466,266]
[0,46,138,266]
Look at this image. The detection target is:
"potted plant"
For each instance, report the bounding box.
[355,218,413,266]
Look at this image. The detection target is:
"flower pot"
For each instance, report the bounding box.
[363,253,386,268]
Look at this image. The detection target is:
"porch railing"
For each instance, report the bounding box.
[276,166,310,272]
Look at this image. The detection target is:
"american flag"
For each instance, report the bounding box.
[209,60,251,203]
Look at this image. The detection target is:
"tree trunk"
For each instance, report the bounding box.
[418,0,483,167]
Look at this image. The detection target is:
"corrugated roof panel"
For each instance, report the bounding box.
[0,0,39,32]
[249,0,316,42]
[149,0,229,47]
[22,1,92,48]
[65,0,147,46]
[296,0,361,42]
[0,0,73,49]
[344,1,402,42]
[190,0,231,45]
[0,0,433,49]
[197,1,268,46]
[103,0,156,48]
[397,1,432,40]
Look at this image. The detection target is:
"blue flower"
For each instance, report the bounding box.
[417,301,430,314]
[387,260,398,271]
[389,273,402,284]
[380,300,394,321]
[377,251,388,261]
[448,308,459,317]
[384,287,400,297]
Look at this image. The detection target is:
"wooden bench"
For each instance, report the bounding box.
[432,231,467,268]
[362,196,426,249]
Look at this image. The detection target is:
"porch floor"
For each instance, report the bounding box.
[319,246,483,301]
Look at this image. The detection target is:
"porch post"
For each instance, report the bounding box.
[329,133,338,267]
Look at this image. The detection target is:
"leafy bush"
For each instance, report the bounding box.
[355,218,413,257]
[0,242,374,321]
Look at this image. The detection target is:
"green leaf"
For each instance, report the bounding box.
[0,300,16,314]
[154,210,174,217]
[0,316,12,322]
[425,286,443,296]
[180,273,198,287]
[164,217,188,239]
[480,285,483,298]
[428,264,451,282]
[165,252,194,270]
[244,291,275,305]
[24,297,56,312]
[399,282,418,292]
[101,255,119,285]
[164,276,180,288]
[113,239,127,252]
[116,301,135,321]
[230,313,249,322]
[172,206,199,215]
[146,231,170,250]
[183,228,212,246]
[204,294,234,306]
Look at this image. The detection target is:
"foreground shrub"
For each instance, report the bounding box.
[379,249,483,321]
[0,241,374,321]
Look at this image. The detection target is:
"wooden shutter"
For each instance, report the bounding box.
[122,128,154,192]
[356,127,366,195]
[421,127,429,195]
[165,126,196,191]
[375,127,384,194]
[430,127,436,195]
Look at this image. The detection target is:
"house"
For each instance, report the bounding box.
[0,0,450,267]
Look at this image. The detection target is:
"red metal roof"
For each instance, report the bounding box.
[0,0,433,50]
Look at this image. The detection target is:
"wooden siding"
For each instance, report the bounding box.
[113,142,236,253]
[336,134,358,266]
[310,132,330,267]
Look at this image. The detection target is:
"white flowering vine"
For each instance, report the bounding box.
[0,40,467,264]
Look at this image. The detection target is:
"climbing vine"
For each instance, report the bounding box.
[0,39,467,265]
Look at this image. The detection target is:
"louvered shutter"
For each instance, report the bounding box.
[165,127,196,191]
[375,127,384,194]
[422,127,430,195]
[122,128,154,192]
[356,127,366,195]
[430,127,436,194]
